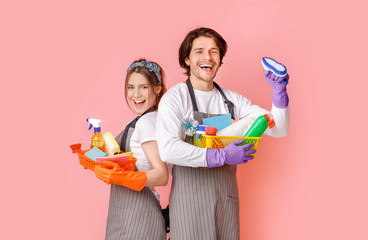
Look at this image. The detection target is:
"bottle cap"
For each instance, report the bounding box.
[268,119,275,129]
[197,125,206,132]
[205,126,218,136]
[264,113,270,121]
[264,113,275,129]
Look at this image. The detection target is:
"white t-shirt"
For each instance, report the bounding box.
[156,82,290,168]
[130,112,160,200]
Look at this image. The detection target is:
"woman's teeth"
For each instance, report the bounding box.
[134,100,145,103]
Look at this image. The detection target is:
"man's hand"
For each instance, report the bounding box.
[206,139,256,168]
[265,70,289,108]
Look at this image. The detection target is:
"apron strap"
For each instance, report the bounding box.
[186,79,199,112]
[120,105,157,152]
[185,79,235,120]
[213,81,235,120]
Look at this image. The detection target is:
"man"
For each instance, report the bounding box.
[156,27,289,239]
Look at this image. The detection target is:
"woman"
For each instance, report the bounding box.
[94,59,169,240]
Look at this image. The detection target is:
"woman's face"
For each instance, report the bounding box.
[126,72,161,116]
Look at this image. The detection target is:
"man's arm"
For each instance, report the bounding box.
[156,94,208,167]
[225,89,290,138]
[265,105,289,137]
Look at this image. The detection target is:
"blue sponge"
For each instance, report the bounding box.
[85,147,107,161]
[262,57,287,76]
[262,57,288,84]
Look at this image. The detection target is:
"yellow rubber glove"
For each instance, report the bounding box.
[94,161,147,191]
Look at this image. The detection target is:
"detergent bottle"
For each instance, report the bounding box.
[244,113,275,137]
[87,118,106,153]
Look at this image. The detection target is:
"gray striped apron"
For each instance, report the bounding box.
[169,79,240,240]
[105,107,166,240]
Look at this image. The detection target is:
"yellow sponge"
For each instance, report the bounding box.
[103,132,120,156]
[106,152,133,160]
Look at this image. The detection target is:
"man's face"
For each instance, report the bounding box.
[185,36,221,85]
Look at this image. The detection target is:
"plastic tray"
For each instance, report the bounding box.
[70,144,136,171]
[194,135,261,157]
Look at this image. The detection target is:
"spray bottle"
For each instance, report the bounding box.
[244,113,275,137]
[86,118,106,153]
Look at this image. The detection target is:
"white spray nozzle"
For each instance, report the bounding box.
[86,118,102,132]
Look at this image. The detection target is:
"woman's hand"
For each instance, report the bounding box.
[94,161,147,191]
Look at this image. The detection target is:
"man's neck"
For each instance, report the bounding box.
[189,77,214,91]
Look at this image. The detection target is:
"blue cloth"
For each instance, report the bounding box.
[85,147,107,161]
[203,114,232,132]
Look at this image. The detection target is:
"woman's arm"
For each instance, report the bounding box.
[94,140,168,191]
[141,140,168,187]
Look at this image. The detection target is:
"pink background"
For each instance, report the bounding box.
[2,0,367,239]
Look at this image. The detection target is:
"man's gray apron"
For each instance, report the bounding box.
[105,106,166,240]
[169,79,240,240]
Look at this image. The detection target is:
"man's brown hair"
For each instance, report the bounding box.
[179,27,228,76]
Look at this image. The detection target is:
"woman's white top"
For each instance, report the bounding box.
[130,112,160,200]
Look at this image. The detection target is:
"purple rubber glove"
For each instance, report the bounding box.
[206,139,256,168]
[264,70,289,108]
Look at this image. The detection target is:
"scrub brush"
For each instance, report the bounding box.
[103,131,120,156]
[262,57,288,84]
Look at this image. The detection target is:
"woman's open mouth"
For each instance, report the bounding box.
[133,100,145,108]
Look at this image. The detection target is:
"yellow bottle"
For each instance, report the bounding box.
[91,131,106,153]
[87,118,106,153]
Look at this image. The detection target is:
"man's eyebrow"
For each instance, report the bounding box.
[192,47,219,51]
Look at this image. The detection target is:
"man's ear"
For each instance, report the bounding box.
[185,57,190,66]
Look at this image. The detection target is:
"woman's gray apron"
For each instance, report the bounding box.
[169,79,240,240]
[105,106,166,240]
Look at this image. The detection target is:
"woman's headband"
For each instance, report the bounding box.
[127,61,162,85]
